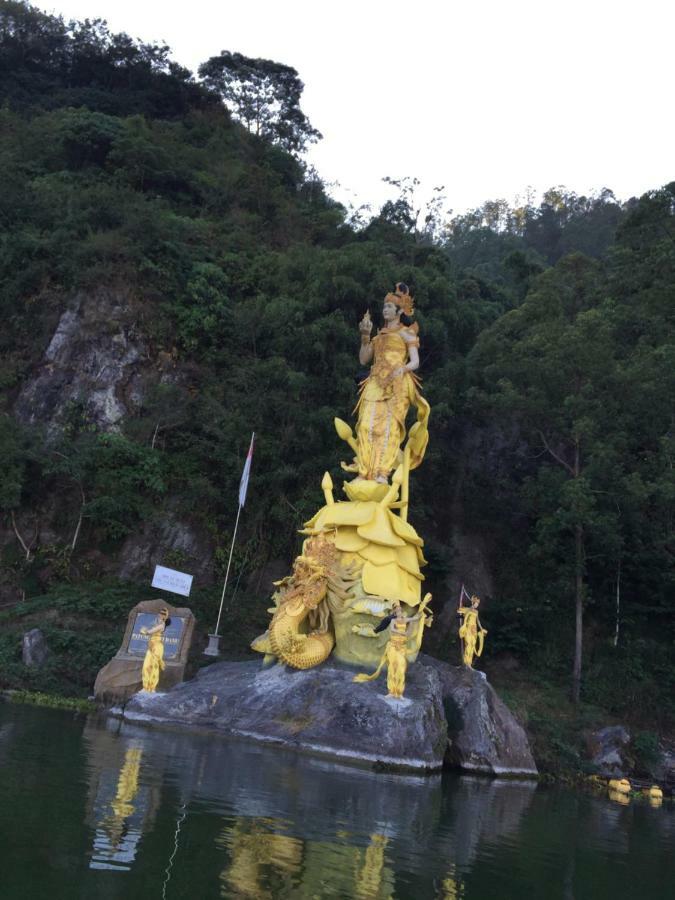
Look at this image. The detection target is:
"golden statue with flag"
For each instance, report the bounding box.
[457,590,488,668]
[252,284,433,691]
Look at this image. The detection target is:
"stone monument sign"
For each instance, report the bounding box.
[94,598,195,704]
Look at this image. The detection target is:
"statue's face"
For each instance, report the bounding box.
[382,300,399,323]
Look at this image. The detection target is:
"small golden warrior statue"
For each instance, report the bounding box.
[140,606,169,691]
[457,595,487,668]
[353,594,433,698]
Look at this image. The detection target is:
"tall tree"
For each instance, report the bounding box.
[198,50,321,155]
[470,253,623,702]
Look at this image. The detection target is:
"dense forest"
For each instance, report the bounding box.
[0,2,673,759]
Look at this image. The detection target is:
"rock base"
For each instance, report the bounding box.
[118,656,538,777]
[419,656,538,776]
[121,659,448,772]
[93,656,187,706]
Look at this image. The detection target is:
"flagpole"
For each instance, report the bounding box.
[204,432,255,657]
[213,501,242,637]
[457,582,467,666]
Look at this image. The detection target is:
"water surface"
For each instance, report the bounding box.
[0,702,672,899]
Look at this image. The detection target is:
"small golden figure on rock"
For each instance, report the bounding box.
[353,594,433,698]
[457,594,487,668]
[140,606,169,691]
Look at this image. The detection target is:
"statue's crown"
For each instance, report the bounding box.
[385,282,414,317]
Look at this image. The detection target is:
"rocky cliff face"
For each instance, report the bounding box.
[117,513,214,582]
[14,288,147,433]
[6,287,214,591]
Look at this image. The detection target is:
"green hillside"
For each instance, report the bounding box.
[0,2,673,766]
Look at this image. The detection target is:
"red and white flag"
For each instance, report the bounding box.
[238,433,255,507]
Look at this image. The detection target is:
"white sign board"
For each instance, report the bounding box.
[151,564,193,597]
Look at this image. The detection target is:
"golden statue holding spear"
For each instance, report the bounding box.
[457,593,487,668]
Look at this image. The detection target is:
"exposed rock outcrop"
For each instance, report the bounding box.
[419,655,538,776]
[22,628,49,667]
[651,744,675,788]
[8,287,218,586]
[117,513,214,583]
[118,655,538,776]
[14,288,147,432]
[121,659,448,772]
[587,725,631,777]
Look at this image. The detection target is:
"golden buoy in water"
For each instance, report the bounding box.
[608,778,631,794]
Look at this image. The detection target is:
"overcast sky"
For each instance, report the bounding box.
[37,0,674,216]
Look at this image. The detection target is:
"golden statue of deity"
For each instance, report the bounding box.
[353,594,433,698]
[252,282,433,671]
[457,595,487,667]
[342,282,430,486]
[140,607,169,691]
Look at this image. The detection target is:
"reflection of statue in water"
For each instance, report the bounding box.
[353,595,433,698]
[216,818,302,899]
[457,595,487,668]
[441,863,465,899]
[346,282,430,485]
[355,833,390,900]
[141,607,169,691]
[100,745,143,851]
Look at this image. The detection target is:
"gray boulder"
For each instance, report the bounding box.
[651,745,675,786]
[22,628,49,668]
[587,725,631,777]
[419,655,538,776]
[121,659,448,772]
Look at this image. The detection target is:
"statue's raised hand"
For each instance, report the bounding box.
[359,310,373,337]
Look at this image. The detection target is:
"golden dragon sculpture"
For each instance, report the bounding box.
[251,533,358,669]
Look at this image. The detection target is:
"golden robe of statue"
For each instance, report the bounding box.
[140,608,168,691]
[349,283,430,484]
[353,595,432,698]
[355,328,429,482]
[457,596,487,668]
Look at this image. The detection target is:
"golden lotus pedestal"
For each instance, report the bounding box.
[251,474,431,673]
